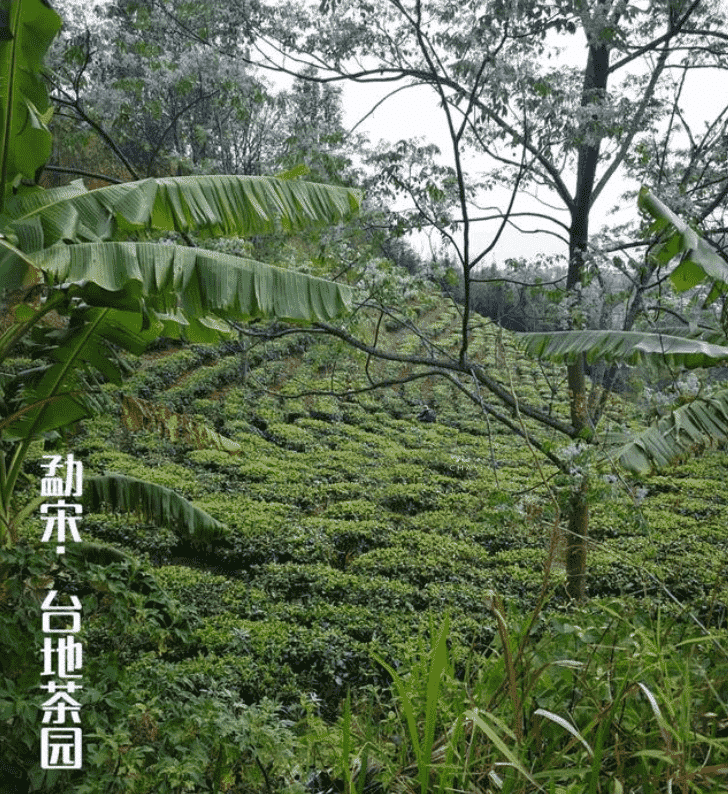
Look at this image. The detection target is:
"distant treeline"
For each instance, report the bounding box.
[383,239,631,334]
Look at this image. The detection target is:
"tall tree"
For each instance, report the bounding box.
[278,69,362,185]
[47,0,291,180]
[47,0,366,185]
[94,0,728,598]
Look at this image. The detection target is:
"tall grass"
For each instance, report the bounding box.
[333,598,728,793]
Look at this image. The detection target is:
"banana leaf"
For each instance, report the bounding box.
[611,389,728,474]
[518,329,728,369]
[84,474,229,544]
[0,0,61,209]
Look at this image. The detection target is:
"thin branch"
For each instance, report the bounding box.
[445,370,568,473]
[592,43,670,203]
[312,320,578,438]
[157,9,577,216]
[346,83,419,135]
[699,177,728,224]
[147,89,220,175]
[266,368,449,400]
[41,164,125,184]
[608,0,707,73]
[469,138,529,272]
[51,95,140,180]
[469,274,567,287]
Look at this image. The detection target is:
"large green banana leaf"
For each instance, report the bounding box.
[84,474,229,545]
[639,187,728,300]
[517,329,728,369]
[2,234,354,439]
[0,176,361,311]
[2,305,158,439]
[0,0,60,211]
[33,240,354,330]
[609,390,728,474]
[516,325,728,472]
[1,174,362,250]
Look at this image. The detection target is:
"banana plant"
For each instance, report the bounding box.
[518,187,728,475]
[0,0,361,548]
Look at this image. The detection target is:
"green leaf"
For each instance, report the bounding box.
[466,709,542,790]
[670,257,707,292]
[370,651,421,760]
[121,394,242,454]
[1,179,91,246]
[2,306,157,438]
[0,182,94,293]
[83,474,229,544]
[3,174,362,248]
[534,709,593,756]
[0,0,61,210]
[0,234,40,293]
[0,389,94,438]
[33,241,353,334]
[11,302,33,320]
[421,613,450,794]
[638,187,728,298]
[517,330,728,369]
[611,389,728,474]
[276,163,311,180]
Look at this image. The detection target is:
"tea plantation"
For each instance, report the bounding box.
[2,307,727,793]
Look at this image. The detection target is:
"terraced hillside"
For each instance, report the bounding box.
[38,309,728,692]
[7,305,728,792]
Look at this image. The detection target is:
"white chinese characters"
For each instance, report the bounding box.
[39,455,84,771]
[40,455,83,555]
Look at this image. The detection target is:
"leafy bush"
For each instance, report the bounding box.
[0,542,194,793]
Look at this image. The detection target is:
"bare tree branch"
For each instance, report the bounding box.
[41,165,125,185]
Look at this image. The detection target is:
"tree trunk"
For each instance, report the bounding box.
[563,33,610,598]
[565,477,589,600]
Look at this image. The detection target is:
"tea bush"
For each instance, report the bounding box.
[6,308,728,792]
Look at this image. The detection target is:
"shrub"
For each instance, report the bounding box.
[0,542,194,793]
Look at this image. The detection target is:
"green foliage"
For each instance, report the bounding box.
[0,0,60,213]
[322,499,379,522]
[120,393,241,453]
[124,347,200,395]
[5,299,728,792]
[520,329,728,369]
[640,187,728,300]
[4,4,728,793]
[84,474,229,546]
[85,451,204,496]
[371,613,454,794]
[0,0,362,551]
[340,603,728,794]
[376,482,440,514]
[0,540,194,792]
[519,190,728,476]
[78,691,307,794]
[82,513,180,559]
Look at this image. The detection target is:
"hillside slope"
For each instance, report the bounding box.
[48,304,728,716]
